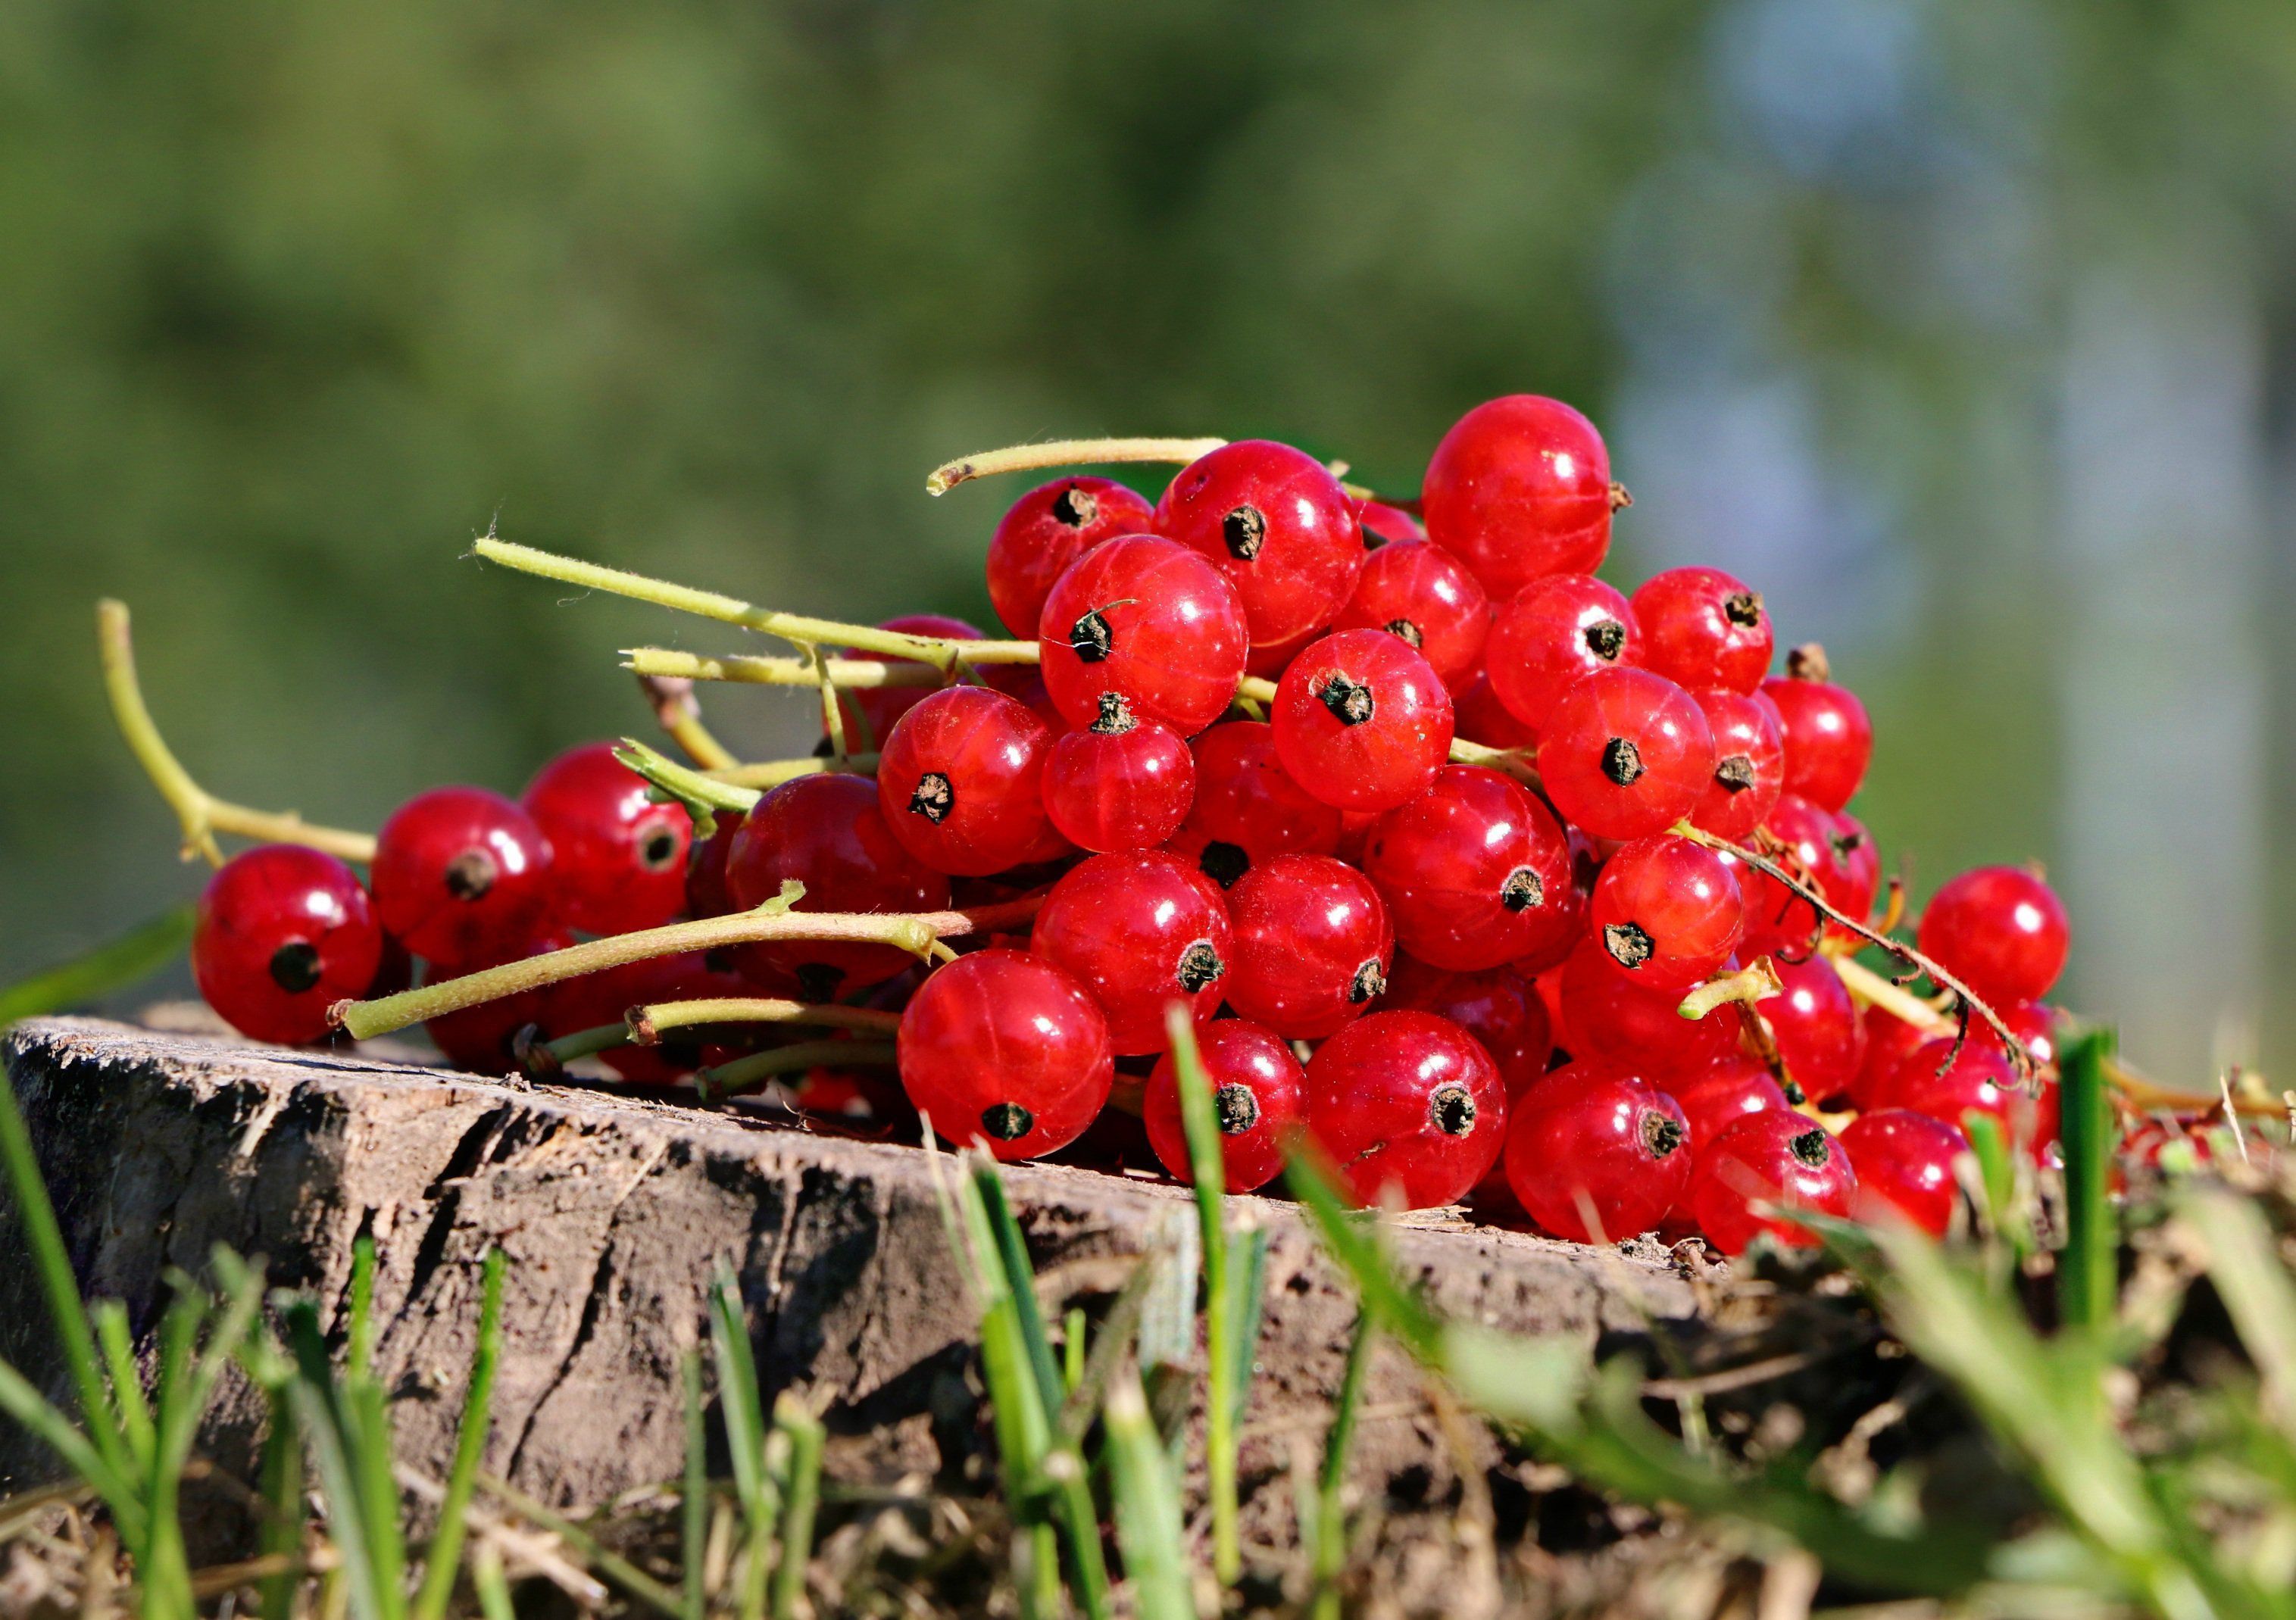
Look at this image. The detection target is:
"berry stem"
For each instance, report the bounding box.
[924,436,1226,497]
[695,1040,899,1102]
[97,600,378,867]
[627,648,952,690]
[1676,957,1784,1022]
[713,754,881,790]
[1446,736,1542,789]
[631,997,903,1042]
[636,674,741,771]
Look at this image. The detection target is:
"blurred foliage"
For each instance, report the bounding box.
[1,0,2291,1072]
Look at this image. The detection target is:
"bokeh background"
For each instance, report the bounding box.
[4,0,2291,1086]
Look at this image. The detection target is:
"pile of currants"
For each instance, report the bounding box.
[171,395,2109,1256]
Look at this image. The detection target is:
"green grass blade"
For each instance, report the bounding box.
[1063,1306,1086,1396]
[770,1394,824,1620]
[1312,1312,1375,1617]
[708,1270,777,1620]
[283,1299,396,1620]
[1103,1363,1195,1620]
[254,1381,307,1620]
[2057,1029,2118,1334]
[479,1472,686,1619]
[92,1300,155,1471]
[1164,1007,1239,1584]
[345,1236,379,1384]
[971,1161,1064,1431]
[2182,1188,2296,1440]
[1223,1224,1268,1434]
[139,1285,205,1620]
[0,1358,142,1536]
[0,904,195,1026]
[1282,1140,1443,1360]
[411,1246,507,1620]
[471,1544,517,1620]
[352,1375,409,1609]
[681,1353,708,1620]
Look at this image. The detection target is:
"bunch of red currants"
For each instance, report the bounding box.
[185,395,2088,1255]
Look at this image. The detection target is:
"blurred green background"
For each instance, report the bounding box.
[3,0,2290,1085]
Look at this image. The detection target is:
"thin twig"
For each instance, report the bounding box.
[925,435,1226,496]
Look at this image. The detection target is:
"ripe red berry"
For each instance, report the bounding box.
[1839,1110,1966,1238]
[1503,1063,1691,1243]
[1760,645,1873,813]
[1162,720,1342,889]
[1031,851,1232,1054]
[1328,542,1491,691]
[1037,535,1249,735]
[1271,629,1454,813]
[685,810,745,919]
[1587,834,1745,991]
[1998,1000,2063,1070]
[1359,500,1427,547]
[1760,956,1866,1104]
[1223,853,1393,1039]
[1154,440,1364,645]
[1736,794,1871,959]
[372,786,556,966]
[1360,766,1573,971]
[1668,1054,1798,1149]
[423,930,572,1073]
[1307,1010,1507,1209]
[897,948,1114,1160]
[876,685,1066,876]
[1510,827,1602,976]
[825,615,982,747]
[1142,1019,1307,1193]
[1556,941,1736,1079]
[1851,1003,1935,1113]
[1629,567,1773,695]
[1042,701,1195,853]
[1879,1035,2060,1161]
[521,742,692,936]
[1421,395,1613,595]
[1686,688,1785,841]
[1452,671,1540,751]
[986,476,1157,637]
[1684,1110,1857,1254]
[1536,666,1713,841]
[1483,574,1639,736]
[1916,866,2070,1007]
[193,845,383,1044]
[1374,954,1553,1098]
[726,773,951,1000]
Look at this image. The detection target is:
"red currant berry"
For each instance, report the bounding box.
[986,476,1156,637]
[1452,671,1540,751]
[1687,688,1785,841]
[423,930,572,1073]
[1142,1019,1307,1193]
[1360,765,1573,971]
[1031,851,1232,1055]
[897,948,1114,1160]
[1161,720,1342,890]
[1760,956,1866,1103]
[1851,1004,1932,1112]
[1037,535,1249,735]
[1916,866,2070,1007]
[372,786,555,966]
[1736,795,1870,959]
[1684,1110,1857,1254]
[1586,834,1745,991]
[1503,1063,1691,1243]
[1042,699,1195,853]
[1826,811,1880,947]
[825,615,982,747]
[1999,1000,2063,1070]
[1536,666,1714,841]
[726,773,951,1000]
[1510,827,1602,976]
[1307,1010,1507,1209]
[1484,573,1640,736]
[1223,854,1393,1039]
[1839,1110,1966,1238]
[1668,1054,1798,1148]
[1629,567,1773,695]
[1760,645,1873,813]
[1329,542,1490,691]
[1375,954,1553,1098]
[1556,940,1735,1079]
[1421,395,1613,595]
[1358,500,1427,547]
[1154,440,1364,645]
[521,742,692,936]
[1879,1035,2060,1161]
[1271,629,1454,813]
[685,809,745,919]
[193,844,383,1044]
[876,685,1066,876]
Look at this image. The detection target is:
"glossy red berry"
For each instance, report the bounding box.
[1360,766,1573,971]
[1421,395,1613,595]
[876,685,1066,876]
[1840,1110,1966,1239]
[1629,567,1773,695]
[193,845,383,1044]
[1510,827,1601,976]
[1142,1019,1306,1192]
[1037,535,1249,735]
[1031,852,1232,1054]
[726,773,951,999]
[1760,645,1873,812]
[372,786,555,966]
[1483,574,1639,736]
[685,810,745,919]
[1685,1111,1857,1254]
[1154,440,1364,645]
[1587,834,1745,991]
[1374,954,1553,1098]
[1879,1035,2059,1160]
[986,476,1157,637]
[1668,1054,1798,1149]
[1271,629,1454,813]
[1916,866,2070,1007]
[521,742,692,936]
[1851,1004,1932,1112]
[1504,1063,1691,1243]
[1162,720,1342,889]
[1223,854,1393,1039]
[1536,666,1713,841]
[897,948,1114,1160]
[1687,688,1785,841]
[1999,1000,2063,1070]
[1556,941,1737,1079]
[1452,671,1540,751]
[825,615,981,747]
[1042,701,1195,853]
[423,930,572,1073]
[1760,956,1866,1103]
[1737,794,1871,959]
[1359,500,1427,547]
[1307,1010,1507,1209]
[1329,542,1490,691]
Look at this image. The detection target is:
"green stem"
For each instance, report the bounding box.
[711,754,880,790]
[926,435,1226,497]
[634,997,903,1042]
[629,648,951,689]
[697,1041,898,1101]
